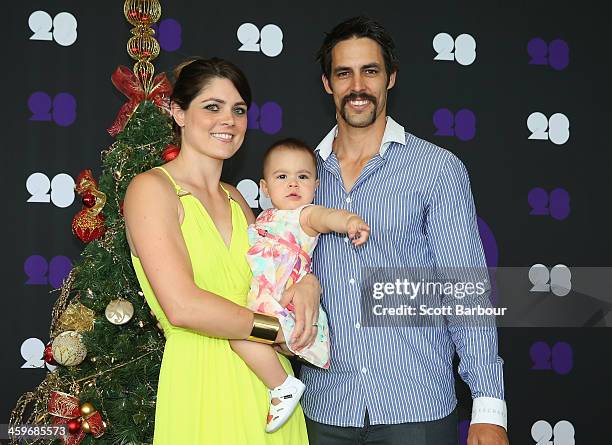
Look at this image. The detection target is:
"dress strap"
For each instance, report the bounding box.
[154,166,190,197]
[220,184,234,201]
[256,228,312,273]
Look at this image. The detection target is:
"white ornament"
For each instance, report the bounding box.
[105,299,134,325]
[51,331,87,366]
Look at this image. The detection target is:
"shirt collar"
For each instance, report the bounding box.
[315,116,406,161]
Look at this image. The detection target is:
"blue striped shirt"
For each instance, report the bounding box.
[300,117,506,428]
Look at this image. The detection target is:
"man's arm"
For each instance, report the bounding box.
[425,153,507,433]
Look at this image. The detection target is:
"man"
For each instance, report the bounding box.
[300,17,509,445]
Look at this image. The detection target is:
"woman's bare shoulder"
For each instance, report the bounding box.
[124,168,178,216]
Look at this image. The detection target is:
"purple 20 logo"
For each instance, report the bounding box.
[530,341,573,375]
[527,38,569,71]
[28,92,76,127]
[477,217,499,306]
[24,255,72,288]
[433,109,476,141]
[151,18,182,52]
[248,102,282,135]
[528,188,570,220]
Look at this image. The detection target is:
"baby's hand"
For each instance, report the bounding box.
[346,215,370,246]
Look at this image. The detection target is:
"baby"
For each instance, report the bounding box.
[230,138,370,432]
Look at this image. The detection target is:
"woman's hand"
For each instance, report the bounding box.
[279,273,321,351]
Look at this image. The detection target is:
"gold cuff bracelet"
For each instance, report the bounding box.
[248,313,280,344]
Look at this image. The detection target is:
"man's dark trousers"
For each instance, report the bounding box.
[306,409,458,445]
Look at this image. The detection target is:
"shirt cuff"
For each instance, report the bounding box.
[471,396,507,430]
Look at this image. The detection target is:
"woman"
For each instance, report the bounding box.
[123,58,316,444]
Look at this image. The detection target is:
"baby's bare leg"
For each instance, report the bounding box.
[229,340,288,389]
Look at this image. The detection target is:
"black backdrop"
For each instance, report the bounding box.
[4,1,612,443]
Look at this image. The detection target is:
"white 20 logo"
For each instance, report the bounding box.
[237,23,283,57]
[527,112,570,145]
[26,173,75,208]
[29,11,77,46]
[237,179,273,210]
[531,420,575,445]
[433,33,476,65]
[21,338,57,371]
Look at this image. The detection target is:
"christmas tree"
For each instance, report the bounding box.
[10,1,175,443]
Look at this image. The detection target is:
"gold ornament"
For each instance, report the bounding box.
[51,331,87,366]
[81,419,90,433]
[80,402,96,417]
[75,170,107,217]
[55,302,95,335]
[123,0,162,91]
[105,298,134,325]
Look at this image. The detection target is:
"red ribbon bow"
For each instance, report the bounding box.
[48,391,106,445]
[107,65,172,136]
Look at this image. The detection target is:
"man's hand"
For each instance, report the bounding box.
[468,424,509,445]
[279,273,321,351]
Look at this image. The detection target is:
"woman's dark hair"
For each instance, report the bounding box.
[316,16,399,82]
[170,57,252,143]
[262,138,317,178]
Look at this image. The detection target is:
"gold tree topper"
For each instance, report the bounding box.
[124,0,162,93]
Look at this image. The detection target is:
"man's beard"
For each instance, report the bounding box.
[340,92,378,128]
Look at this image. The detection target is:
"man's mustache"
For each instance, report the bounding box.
[341,93,377,109]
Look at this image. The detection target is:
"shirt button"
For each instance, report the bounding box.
[344,237,349,243]
[361,367,368,374]
[349,278,355,285]
[355,322,361,329]
[346,196,352,203]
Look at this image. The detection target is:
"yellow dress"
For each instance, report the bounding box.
[130,166,308,445]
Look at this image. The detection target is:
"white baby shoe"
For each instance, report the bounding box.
[265,375,306,433]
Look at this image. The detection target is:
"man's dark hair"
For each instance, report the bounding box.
[316,16,399,81]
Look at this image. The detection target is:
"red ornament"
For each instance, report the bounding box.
[82,193,96,208]
[43,342,58,366]
[67,418,82,434]
[48,391,106,443]
[162,144,180,162]
[72,210,106,243]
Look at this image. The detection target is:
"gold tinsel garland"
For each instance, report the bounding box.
[55,302,95,336]
[49,269,78,339]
